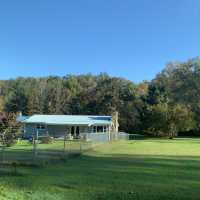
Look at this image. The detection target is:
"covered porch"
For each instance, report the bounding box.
[28,123,112,140]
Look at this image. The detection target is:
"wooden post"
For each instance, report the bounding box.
[74,126,77,138]
[1,133,5,163]
[46,124,49,136]
[33,130,38,158]
[24,124,26,138]
[1,146,5,164]
[108,125,111,141]
[80,139,82,154]
[64,127,70,157]
[64,132,66,154]
[69,139,71,155]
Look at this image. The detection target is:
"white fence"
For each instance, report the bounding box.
[85,132,130,142]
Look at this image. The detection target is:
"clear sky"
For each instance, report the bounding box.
[0,0,199,83]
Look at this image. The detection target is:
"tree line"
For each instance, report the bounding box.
[0,58,200,137]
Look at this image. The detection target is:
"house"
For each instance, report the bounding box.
[18,113,119,142]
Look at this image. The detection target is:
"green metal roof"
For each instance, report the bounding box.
[22,115,112,126]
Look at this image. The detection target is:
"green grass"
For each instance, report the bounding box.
[1,138,200,200]
[1,140,92,162]
[9,139,88,151]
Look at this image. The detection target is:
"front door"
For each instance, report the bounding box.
[71,126,80,138]
[71,126,75,137]
[76,126,80,137]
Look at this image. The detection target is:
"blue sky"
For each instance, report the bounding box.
[0,0,199,83]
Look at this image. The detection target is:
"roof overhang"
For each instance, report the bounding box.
[21,115,112,126]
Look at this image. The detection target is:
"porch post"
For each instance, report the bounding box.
[46,124,49,136]
[108,125,111,141]
[74,126,77,138]
[69,126,71,139]
[64,130,66,153]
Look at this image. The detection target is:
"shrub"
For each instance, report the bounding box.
[4,139,17,147]
[2,132,17,147]
[40,136,54,144]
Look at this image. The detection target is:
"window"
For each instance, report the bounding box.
[97,126,103,133]
[36,124,46,130]
[92,126,106,133]
[76,126,80,136]
[92,126,97,133]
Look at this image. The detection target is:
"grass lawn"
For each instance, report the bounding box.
[1,138,200,200]
[1,140,91,162]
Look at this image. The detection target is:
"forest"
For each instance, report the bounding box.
[0,58,200,137]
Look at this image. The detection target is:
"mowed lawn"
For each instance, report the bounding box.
[1,139,200,200]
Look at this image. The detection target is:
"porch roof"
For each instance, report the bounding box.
[21,115,112,126]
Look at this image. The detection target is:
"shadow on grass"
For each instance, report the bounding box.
[141,137,200,143]
[1,149,200,200]
[0,147,83,174]
[77,154,200,200]
[0,165,24,177]
[79,153,200,177]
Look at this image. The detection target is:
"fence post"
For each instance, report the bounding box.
[1,134,5,163]
[64,132,67,156]
[1,146,5,164]
[69,140,71,155]
[33,130,38,159]
[80,140,82,154]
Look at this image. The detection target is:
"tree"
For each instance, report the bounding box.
[0,60,199,136]
[145,103,195,138]
[4,78,28,114]
[0,113,21,147]
[153,58,200,130]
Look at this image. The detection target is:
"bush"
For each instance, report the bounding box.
[4,139,17,147]
[40,136,54,144]
[129,134,145,140]
[2,132,17,147]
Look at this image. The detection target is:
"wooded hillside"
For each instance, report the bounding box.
[1,58,200,136]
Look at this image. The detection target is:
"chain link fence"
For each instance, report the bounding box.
[0,138,93,165]
[0,132,132,166]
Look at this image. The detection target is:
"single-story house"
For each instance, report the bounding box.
[18,113,119,141]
